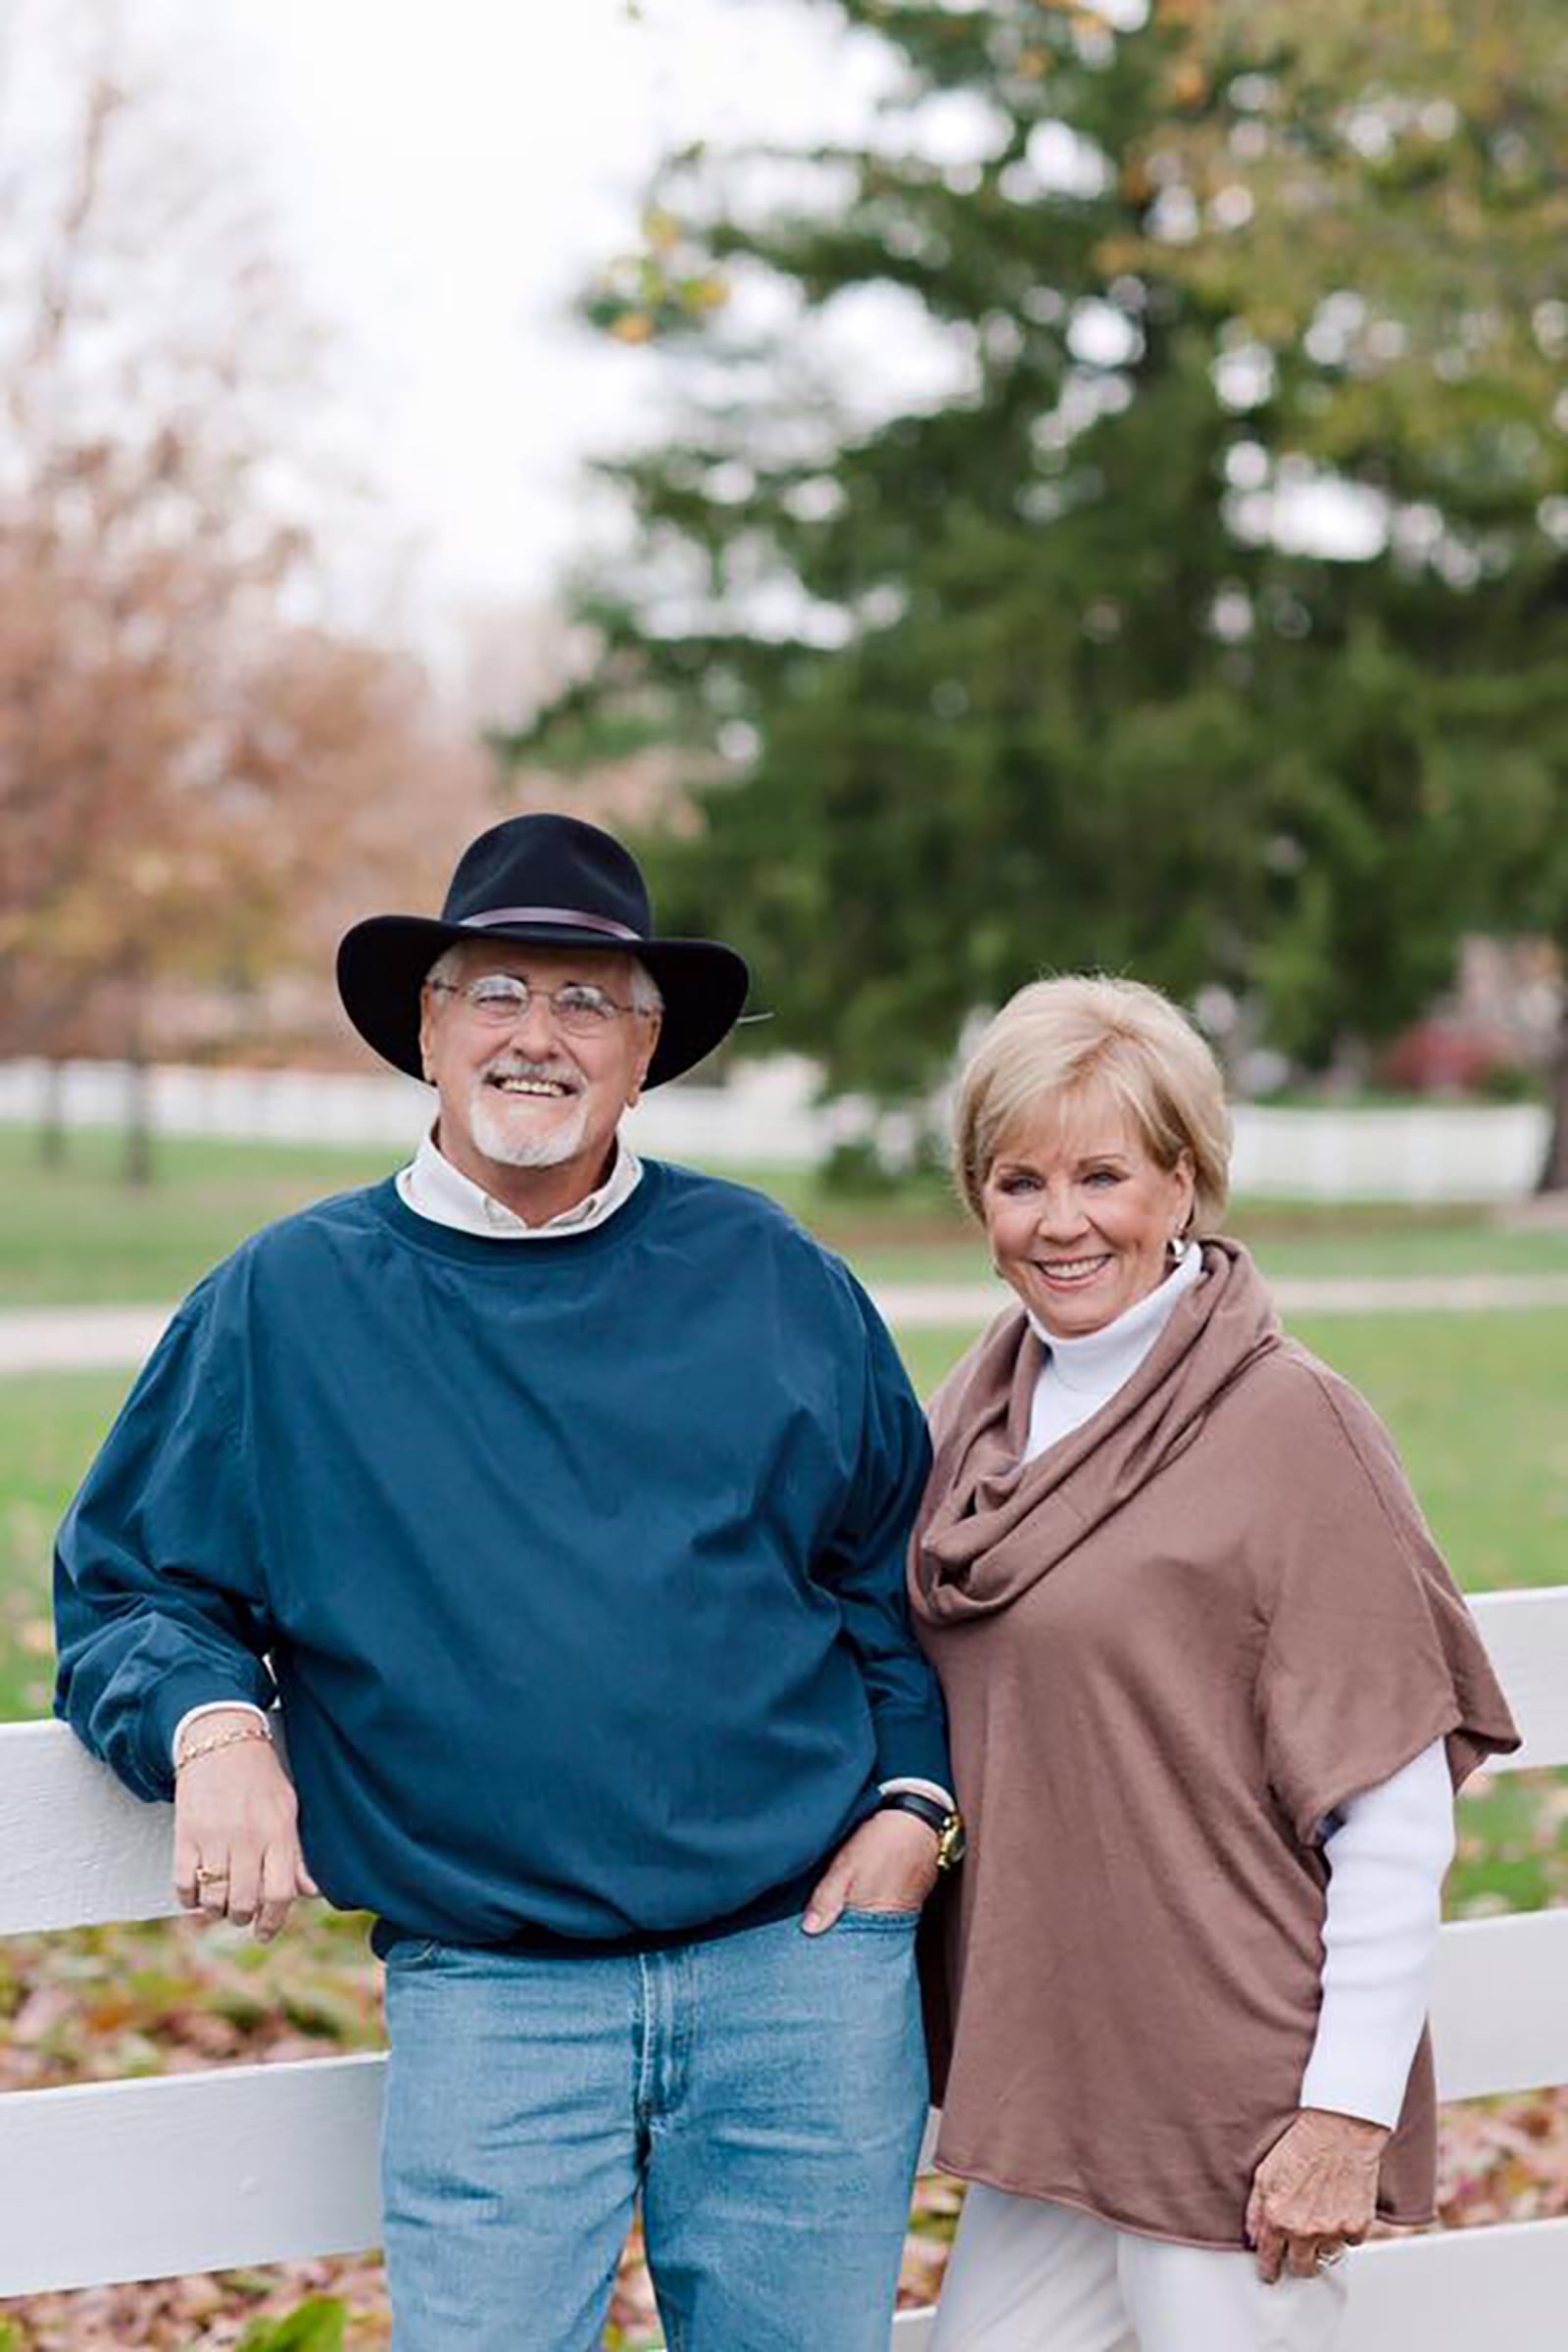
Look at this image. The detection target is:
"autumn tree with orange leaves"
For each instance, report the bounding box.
[0,9,495,1178]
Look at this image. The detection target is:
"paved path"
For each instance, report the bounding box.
[4,1274,1568,1375]
[0,1307,175,1375]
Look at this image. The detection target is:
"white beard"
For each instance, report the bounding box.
[466,1067,592,1168]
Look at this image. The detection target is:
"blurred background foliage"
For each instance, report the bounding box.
[513,0,1568,1171]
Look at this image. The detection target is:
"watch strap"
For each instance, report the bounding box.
[878,1788,966,1871]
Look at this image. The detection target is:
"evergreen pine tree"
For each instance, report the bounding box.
[514,1,1565,1140]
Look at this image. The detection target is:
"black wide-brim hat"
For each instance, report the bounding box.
[337,813,750,1089]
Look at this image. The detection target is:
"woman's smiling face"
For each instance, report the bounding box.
[981,1083,1195,1339]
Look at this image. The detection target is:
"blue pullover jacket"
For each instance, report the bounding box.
[54,1164,949,1946]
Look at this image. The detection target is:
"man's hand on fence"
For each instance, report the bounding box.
[172,1711,318,1940]
[1246,2107,1390,2283]
[802,1808,941,1934]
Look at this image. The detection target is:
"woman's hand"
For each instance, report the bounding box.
[802,1809,941,1933]
[173,1712,318,1941]
[1246,2108,1390,2282]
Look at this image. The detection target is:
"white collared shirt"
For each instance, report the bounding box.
[395,1126,644,1237]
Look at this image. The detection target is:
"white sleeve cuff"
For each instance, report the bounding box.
[879,1775,957,1813]
[1299,1739,1454,2128]
[171,1698,271,1766]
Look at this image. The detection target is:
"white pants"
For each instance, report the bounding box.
[930,2185,1348,2352]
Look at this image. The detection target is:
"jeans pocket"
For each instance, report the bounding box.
[380,1933,444,1971]
[835,1904,922,1932]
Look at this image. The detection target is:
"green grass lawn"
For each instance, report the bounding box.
[902,1310,1568,1592]
[3,1124,1566,1305]
[0,1372,130,1718]
[1228,1218,1568,1284]
[0,1128,402,1307]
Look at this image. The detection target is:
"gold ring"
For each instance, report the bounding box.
[195,1867,229,1886]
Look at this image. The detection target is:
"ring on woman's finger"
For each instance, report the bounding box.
[195,1866,229,1887]
[1315,2242,1348,2270]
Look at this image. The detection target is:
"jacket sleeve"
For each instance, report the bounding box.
[816,1269,952,1791]
[53,1279,278,1803]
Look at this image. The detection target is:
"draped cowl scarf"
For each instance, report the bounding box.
[907,1240,1519,2246]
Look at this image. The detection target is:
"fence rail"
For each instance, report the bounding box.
[0,1056,1552,1199]
[0,1589,1563,2336]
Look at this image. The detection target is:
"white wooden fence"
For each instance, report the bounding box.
[1,1589,1564,2340]
[0,1055,1553,1199]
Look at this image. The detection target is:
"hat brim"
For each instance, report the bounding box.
[336,915,751,1089]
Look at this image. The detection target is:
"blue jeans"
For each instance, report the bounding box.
[381,1905,928,2351]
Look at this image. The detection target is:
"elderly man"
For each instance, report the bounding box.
[54,812,959,2352]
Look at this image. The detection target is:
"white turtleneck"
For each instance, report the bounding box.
[1024,1236,1204,1457]
[1021,1247,1451,2131]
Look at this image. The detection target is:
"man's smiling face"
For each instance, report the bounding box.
[419,941,660,1202]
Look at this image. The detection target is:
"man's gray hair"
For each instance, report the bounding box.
[425,940,662,1015]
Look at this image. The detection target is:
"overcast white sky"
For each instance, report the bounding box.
[208,0,897,642]
[15,0,1375,663]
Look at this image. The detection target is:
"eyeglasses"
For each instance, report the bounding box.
[427,972,652,1038]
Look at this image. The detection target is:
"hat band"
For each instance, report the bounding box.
[460,905,642,942]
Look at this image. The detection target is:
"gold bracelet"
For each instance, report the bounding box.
[174,1721,274,1773]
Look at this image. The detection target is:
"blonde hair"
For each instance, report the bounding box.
[954,975,1231,1231]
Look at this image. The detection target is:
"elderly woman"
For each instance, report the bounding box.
[909,976,1518,2352]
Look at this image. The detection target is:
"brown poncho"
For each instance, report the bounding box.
[909,1240,1519,2248]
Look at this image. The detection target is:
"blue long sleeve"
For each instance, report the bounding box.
[55,1286,278,1801]
[53,1164,951,1943]
[819,1273,946,1788]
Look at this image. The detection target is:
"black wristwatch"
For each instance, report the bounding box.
[879,1790,967,1873]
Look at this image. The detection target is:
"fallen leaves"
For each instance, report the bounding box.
[1438,2087,1568,2229]
[0,1910,382,2095]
